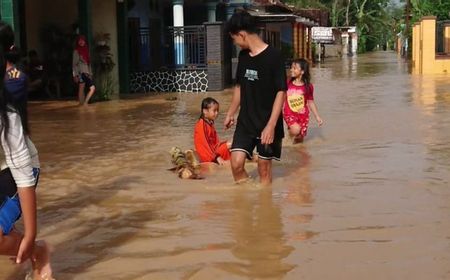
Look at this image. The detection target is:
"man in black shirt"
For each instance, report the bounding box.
[224,11,287,185]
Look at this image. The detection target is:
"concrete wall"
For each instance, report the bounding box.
[92,0,119,96]
[413,16,450,74]
[324,44,342,57]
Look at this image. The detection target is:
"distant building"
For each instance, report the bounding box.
[2,0,321,96]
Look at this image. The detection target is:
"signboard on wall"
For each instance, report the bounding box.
[312,27,334,43]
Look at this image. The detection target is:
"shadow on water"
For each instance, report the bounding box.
[6,175,186,279]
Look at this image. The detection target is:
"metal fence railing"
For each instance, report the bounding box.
[166,26,207,69]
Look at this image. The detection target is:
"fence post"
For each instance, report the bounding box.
[420,16,436,74]
[205,22,225,91]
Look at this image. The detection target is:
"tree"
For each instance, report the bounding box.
[285,0,395,52]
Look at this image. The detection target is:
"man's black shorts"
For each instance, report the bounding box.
[231,127,282,160]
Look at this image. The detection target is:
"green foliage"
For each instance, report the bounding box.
[285,0,397,53]
[409,0,450,23]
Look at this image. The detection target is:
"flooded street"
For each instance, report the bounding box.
[1,51,450,279]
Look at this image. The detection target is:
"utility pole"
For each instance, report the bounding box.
[404,0,411,58]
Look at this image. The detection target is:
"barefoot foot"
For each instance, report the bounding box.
[32,240,54,280]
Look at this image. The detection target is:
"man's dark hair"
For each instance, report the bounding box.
[226,11,259,35]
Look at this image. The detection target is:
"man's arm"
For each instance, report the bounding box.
[260,90,285,144]
[224,85,241,130]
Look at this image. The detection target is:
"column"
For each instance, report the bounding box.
[173,0,185,66]
[307,27,312,61]
[225,4,234,20]
[292,23,298,58]
[412,23,417,69]
[205,22,225,91]
[207,0,217,22]
[116,0,129,93]
[300,24,305,58]
[420,16,436,74]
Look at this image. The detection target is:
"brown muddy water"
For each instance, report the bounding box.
[1,52,449,279]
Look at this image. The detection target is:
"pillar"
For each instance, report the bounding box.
[420,16,436,74]
[307,27,312,61]
[117,0,129,93]
[299,24,306,58]
[173,0,185,66]
[292,23,299,58]
[206,22,225,91]
[207,0,217,22]
[225,4,234,20]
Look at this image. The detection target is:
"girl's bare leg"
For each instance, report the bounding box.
[78,83,86,105]
[1,230,53,280]
[32,240,53,280]
[83,85,96,105]
[293,134,304,143]
[288,124,303,143]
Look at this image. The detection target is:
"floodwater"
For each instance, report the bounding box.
[1,51,450,279]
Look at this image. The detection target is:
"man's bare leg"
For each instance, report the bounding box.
[231,151,249,183]
[258,158,273,186]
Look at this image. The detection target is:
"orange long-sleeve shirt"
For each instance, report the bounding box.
[194,118,230,163]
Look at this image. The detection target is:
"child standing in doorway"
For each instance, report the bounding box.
[72,35,96,106]
[194,97,231,165]
[283,59,323,143]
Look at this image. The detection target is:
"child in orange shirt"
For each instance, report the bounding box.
[194,97,231,165]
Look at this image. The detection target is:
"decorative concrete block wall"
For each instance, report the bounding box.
[130,70,208,93]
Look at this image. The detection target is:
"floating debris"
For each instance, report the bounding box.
[169,147,202,179]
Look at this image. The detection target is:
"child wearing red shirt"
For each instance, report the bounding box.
[194,98,231,165]
[283,59,323,143]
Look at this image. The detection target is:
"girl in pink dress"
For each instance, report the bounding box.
[283,59,323,143]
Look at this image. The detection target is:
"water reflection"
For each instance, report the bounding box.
[2,52,450,279]
[283,147,313,206]
[225,188,295,278]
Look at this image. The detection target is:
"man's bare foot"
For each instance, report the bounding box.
[32,240,54,280]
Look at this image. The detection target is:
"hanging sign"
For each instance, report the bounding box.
[312,27,334,43]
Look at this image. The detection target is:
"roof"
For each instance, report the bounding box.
[246,0,320,26]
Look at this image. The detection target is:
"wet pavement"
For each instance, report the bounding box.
[1,51,450,279]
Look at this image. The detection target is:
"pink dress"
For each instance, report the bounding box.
[283,81,314,137]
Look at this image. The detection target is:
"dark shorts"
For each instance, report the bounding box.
[231,128,282,161]
[79,73,94,88]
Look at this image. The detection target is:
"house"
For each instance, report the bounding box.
[1,0,321,97]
